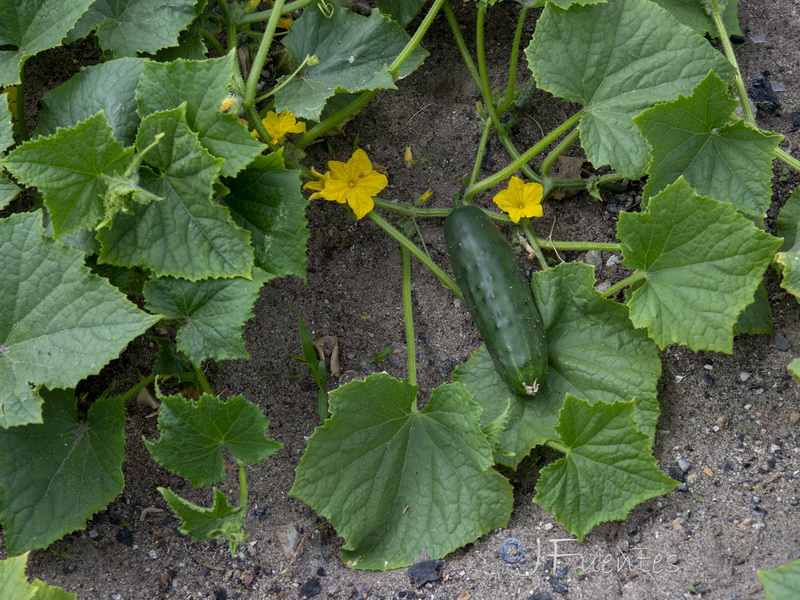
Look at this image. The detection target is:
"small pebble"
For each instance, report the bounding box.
[770,443,782,455]
[774,335,792,351]
[549,580,568,595]
[703,364,713,371]
[595,281,611,294]
[148,550,158,560]
[702,373,714,387]
[527,593,552,600]
[668,466,685,482]
[790,412,800,425]
[606,255,621,267]
[88,530,99,539]
[677,457,692,473]
[753,495,761,505]
[789,498,798,506]
[739,372,751,382]
[704,467,714,477]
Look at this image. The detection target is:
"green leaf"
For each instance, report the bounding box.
[0,173,20,210]
[292,373,513,570]
[619,178,782,352]
[35,58,144,146]
[733,283,772,336]
[69,0,196,57]
[98,105,255,280]
[534,395,677,541]
[653,0,741,37]
[635,71,781,216]
[0,212,159,428]
[143,269,271,364]
[145,393,282,487]
[149,336,185,377]
[759,558,800,600]
[0,553,76,599]
[0,0,94,86]
[789,358,800,382]
[453,262,661,468]
[375,0,427,26]
[136,53,263,177]
[526,0,732,176]
[0,93,12,152]
[775,188,800,298]
[275,8,428,121]
[158,487,243,543]
[531,0,606,7]
[224,160,309,280]
[0,388,125,554]
[3,112,135,238]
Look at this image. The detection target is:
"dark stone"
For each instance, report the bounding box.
[408,559,444,588]
[299,576,321,598]
[550,579,569,594]
[316,567,326,577]
[730,34,747,44]
[668,466,686,482]
[555,565,569,579]
[748,76,782,113]
[702,373,714,387]
[213,589,228,600]
[774,334,792,351]
[526,594,552,600]
[115,528,134,546]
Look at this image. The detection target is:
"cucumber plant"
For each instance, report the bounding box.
[0,0,798,592]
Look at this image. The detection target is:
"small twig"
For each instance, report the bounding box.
[405,103,433,126]
[547,216,564,263]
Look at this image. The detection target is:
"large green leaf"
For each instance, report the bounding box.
[143,268,271,364]
[733,283,772,336]
[375,0,427,26]
[759,558,800,600]
[3,112,136,238]
[0,553,76,599]
[635,71,781,216]
[68,0,196,57]
[453,262,661,468]
[224,156,309,280]
[533,395,677,541]
[0,0,94,86]
[292,373,513,570]
[0,94,12,152]
[619,178,782,352]
[775,188,800,298]
[35,58,144,146]
[0,389,125,554]
[145,393,282,487]
[526,0,732,176]
[136,53,263,177]
[97,105,255,280]
[653,0,741,37]
[275,7,428,121]
[0,174,19,209]
[0,212,159,428]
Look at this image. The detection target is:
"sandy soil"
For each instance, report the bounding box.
[4,1,800,599]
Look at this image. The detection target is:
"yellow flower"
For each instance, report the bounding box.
[492,176,543,223]
[303,167,334,201]
[305,149,387,219]
[252,110,306,144]
[219,96,236,112]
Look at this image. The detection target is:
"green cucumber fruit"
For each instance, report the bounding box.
[444,205,547,396]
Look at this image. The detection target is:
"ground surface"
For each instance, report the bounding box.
[4,1,800,599]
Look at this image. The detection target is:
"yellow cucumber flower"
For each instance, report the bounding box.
[303,167,334,201]
[321,149,388,219]
[252,110,306,144]
[492,176,543,223]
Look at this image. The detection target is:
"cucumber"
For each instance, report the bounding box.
[444,205,547,396]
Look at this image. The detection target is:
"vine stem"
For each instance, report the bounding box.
[465,111,584,200]
[521,221,549,271]
[546,440,569,454]
[244,0,286,109]
[401,248,417,387]
[216,0,238,53]
[195,364,213,395]
[116,373,157,404]
[602,271,646,298]
[238,0,310,25]
[368,211,463,300]
[496,2,531,115]
[237,459,248,511]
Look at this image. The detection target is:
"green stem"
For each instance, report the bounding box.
[540,128,580,178]
[602,271,645,298]
[546,440,569,454]
[256,53,315,103]
[469,117,494,187]
[237,459,248,510]
[401,248,417,387]
[465,111,584,200]
[388,0,445,77]
[776,147,800,173]
[117,373,157,404]
[368,211,463,300]
[521,221,549,271]
[237,0,310,25]
[374,197,453,218]
[541,240,621,252]
[244,0,286,109]
[709,0,756,125]
[216,0,238,53]
[200,28,227,56]
[496,2,531,115]
[475,4,508,138]
[246,103,271,143]
[195,364,213,394]
[443,0,483,90]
